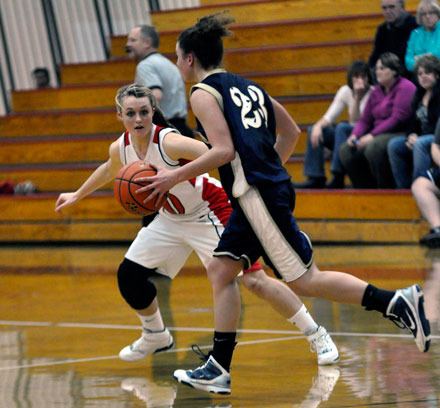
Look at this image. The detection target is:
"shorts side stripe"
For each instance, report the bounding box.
[238,187,310,282]
[213,251,251,269]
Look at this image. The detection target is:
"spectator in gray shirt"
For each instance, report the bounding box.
[126,25,194,137]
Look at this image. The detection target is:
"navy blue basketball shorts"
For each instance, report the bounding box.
[214,180,314,282]
[424,167,440,189]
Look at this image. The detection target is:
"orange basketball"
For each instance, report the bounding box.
[114,161,167,216]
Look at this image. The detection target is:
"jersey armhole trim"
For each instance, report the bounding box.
[191,83,224,111]
[158,128,180,167]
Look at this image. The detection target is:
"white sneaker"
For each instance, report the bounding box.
[121,377,177,407]
[119,329,174,362]
[307,326,339,365]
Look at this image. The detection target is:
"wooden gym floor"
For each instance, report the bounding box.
[0,244,439,407]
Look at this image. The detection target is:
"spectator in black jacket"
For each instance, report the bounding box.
[369,0,418,78]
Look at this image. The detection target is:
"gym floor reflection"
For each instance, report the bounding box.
[0,244,439,407]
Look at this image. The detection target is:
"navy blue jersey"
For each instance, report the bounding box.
[191,70,291,199]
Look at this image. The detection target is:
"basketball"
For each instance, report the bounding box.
[114,161,167,216]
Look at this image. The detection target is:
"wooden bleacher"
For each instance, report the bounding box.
[0,0,424,244]
[110,14,383,56]
[149,0,418,30]
[59,40,371,84]
[0,190,425,243]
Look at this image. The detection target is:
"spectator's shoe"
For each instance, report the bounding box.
[420,227,440,245]
[301,366,341,407]
[420,227,440,248]
[307,326,340,365]
[14,180,38,195]
[173,355,231,394]
[121,377,177,407]
[119,329,174,361]
[325,174,345,189]
[426,232,440,248]
[293,177,326,189]
[386,284,431,352]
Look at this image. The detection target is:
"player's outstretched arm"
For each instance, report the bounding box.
[55,142,122,213]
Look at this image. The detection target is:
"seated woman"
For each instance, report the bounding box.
[412,118,440,247]
[388,55,440,188]
[293,61,372,189]
[405,0,440,74]
[339,53,416,188]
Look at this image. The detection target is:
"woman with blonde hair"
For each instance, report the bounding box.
[405,0,440,72]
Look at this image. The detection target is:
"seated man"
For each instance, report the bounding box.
[293,61,372,189]
[32,67,50,89]
[369,0,418,78]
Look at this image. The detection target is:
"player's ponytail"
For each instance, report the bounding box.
[152,107,174,130]
[178,12,234,69]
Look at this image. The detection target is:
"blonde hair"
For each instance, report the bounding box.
[416,0,440,24]
[115,83,157,113]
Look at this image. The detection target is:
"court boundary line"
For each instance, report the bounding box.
[0,335,304,371]
[0,319,438,340]
[0,319,437,371]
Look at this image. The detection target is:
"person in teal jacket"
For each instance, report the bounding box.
[405,0,440,72]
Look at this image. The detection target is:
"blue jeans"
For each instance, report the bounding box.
[304,122,353,178]
[387,134,433,188]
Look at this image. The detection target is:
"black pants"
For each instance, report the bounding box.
[339,133,397,188]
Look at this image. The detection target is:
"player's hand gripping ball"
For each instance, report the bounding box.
[114,161,167,216]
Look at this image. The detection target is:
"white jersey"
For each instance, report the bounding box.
[117,125,231,223]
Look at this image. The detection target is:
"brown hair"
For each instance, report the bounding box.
[177,12,234,70]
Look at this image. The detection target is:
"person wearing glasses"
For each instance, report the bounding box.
[405,0,440,73]
[369,0,418,78]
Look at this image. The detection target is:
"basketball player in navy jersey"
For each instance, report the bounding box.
[141,13,431,395]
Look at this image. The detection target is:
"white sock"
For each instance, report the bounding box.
[287,305,319,336]
[138,309,165,333]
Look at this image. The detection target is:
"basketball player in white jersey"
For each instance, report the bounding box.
[55,83,338,367]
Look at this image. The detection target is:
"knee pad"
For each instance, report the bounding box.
[117,258,158,310]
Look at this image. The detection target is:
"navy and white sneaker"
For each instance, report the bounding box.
[386,284,431,352]
[173,355,231,394]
